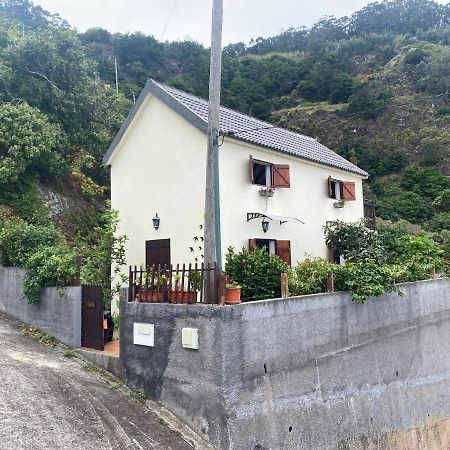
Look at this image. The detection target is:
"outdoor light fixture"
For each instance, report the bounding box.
[262,217,270,233]
[152,213,160,230]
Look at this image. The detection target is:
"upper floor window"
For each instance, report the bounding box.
[328,176,356,201]
[249,156,290,188]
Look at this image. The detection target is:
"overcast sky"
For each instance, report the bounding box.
[33,0,450,46]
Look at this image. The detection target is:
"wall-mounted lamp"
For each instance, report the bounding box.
[262,217,270,233]
[152,213,160,230]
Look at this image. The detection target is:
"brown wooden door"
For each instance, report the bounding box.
[146,239,171,268]
[81,285,104,351]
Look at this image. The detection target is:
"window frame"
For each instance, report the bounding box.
[249,155,291,188]
[249,238,292,265]
[252,159,272,187]
[328,176,356,201]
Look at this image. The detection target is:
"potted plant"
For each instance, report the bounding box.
[170,273,183,303]
[139,273,166,302]
[183,271,201,304]
[225,275,242,304]
[259,186,275,197]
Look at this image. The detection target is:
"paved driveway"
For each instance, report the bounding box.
[0,313,193,450]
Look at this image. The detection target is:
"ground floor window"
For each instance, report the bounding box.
[249,238,291,265]
[255,239,276,254]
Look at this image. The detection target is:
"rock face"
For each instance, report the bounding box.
[38,185,70,218]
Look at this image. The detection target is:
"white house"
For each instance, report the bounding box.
[103,79,369,278]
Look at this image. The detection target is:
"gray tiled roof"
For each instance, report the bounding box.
[154,81,368,177]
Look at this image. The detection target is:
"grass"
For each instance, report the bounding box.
[63,349,77,358]
[22,326,55,347]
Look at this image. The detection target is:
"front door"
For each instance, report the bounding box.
[146,239,171,268]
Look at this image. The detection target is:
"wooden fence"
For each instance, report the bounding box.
[128,263,223,304]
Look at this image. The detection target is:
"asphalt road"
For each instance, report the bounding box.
[0,313,193,450]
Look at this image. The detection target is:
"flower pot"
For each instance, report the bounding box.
[170,291,183,303]
[259,189,274,197]
[182,291,198,304]
[139,290,163,302]
[225,287,241,305]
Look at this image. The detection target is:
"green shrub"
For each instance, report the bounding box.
[23,245,77,303]
[404,47,428,65]
[0,103,67,187]
[0,222,76,303]
[391,235,442,281]
[0,223,60,266]
[0,179,50,225]
[324,219,384,262]
[225,247,289,302]
[324,219,442,303]
[333,261,398,303]
[289,257,332,296]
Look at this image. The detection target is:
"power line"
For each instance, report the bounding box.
[159,0,178,42]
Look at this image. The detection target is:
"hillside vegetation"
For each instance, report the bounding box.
[0,0,449,301]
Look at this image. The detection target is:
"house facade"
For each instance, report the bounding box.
[104,80,368,281]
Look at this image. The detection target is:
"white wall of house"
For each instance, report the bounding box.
[109,95,207,276]
[219,138,364,263]
[108,93,365,311]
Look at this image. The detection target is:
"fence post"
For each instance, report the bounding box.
[431,265,436,279]
[281,273,289,298]
[327,272,334,293]
[217,274,226,306]
[74,256,83,286]
[128,266,133,302]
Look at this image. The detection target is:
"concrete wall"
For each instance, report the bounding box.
[0,265,81,347]
[120,278,450,450]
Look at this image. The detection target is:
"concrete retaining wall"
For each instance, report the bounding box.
[120,278,450,449]
[0,265,81,347]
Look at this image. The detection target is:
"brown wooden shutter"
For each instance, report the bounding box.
[328,176,333,198]
[276,240,291,265]
[342,181,356,201]
[249,239,257,253]
[249,155,254,183]
[272,164,290,188]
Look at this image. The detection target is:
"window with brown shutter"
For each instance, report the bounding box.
[276,240,291,265]
[272,164,290,188]
[249,155,254,183]
[342,181,356,201]
[250,239,291,265]
[249,156,291,188]
[328,177,356,201]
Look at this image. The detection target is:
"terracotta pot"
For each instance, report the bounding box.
[140,290,163,302]
[182,291,197,304]
[225,287,241,305]
[170,291,183,303]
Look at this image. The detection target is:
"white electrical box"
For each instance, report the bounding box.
[133,323,155,347]
[182,328,199,350]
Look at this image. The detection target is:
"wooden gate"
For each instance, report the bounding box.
[81,285,104,351]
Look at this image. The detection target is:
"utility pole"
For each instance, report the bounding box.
[204,0,224,291]
[114,58,119,94]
